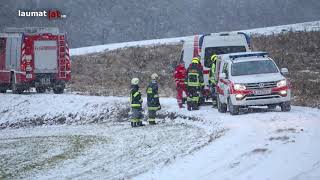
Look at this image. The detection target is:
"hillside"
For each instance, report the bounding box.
[69,31,320,108]
[252,31,320,107]
[2,0,320,47]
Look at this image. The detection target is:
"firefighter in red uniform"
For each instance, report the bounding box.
[174,61,187,108]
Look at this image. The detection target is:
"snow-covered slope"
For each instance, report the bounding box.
[1,94,320,179]
[137,104,320,180]
[70,21,320,56]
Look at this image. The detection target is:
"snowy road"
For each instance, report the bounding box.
[1,94,320,179]
[138,102,320,180]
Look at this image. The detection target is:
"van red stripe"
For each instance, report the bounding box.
[193,35,199,58]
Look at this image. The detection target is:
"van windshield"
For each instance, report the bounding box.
[231,60,279,76]
[204,46,246,68]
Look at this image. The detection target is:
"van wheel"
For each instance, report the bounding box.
[228,98,239,115]
[280,101,291,112]
[217,96,227,113]
[53,87,64,94]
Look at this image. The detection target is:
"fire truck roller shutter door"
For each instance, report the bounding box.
[5,35,22,70]
[34,40,58,73]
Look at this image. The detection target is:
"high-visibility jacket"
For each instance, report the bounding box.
[130,85,143,109]
[209,63,216,84]
[185,62,204,87]
[146,80,160,110]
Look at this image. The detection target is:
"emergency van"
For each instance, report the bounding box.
[181,32,251,101]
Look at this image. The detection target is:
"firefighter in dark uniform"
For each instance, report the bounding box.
[146,73,161,125]
[130,78,143,127]
[185,57,204,111]
[209,54,218,107]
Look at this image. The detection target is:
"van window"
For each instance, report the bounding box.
[222,63,229,79]
[0,38,5,69]
[0,38,5,53]
[204,46,246,68]
[180,50,184,63]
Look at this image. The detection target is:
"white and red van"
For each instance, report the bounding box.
[180,32,251,101]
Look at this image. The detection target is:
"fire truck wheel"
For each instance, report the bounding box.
[36,87,45,93]
[0,88,6,93]
[11,79,23,94]
[53,87,64,94]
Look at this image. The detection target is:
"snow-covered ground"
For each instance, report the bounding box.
[138,105,320,180]
[1,93,320,179]
[70,21,320,56]
[0,94,217,179]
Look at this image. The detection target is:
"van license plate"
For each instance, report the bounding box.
[253,89,271,95]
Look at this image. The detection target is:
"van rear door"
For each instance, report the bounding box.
[34,40,58,73]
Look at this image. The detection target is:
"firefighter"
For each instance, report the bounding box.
[174,61,187,108]
[209,54,218,107]
[130,78,143,127]
[146,73,161,125]
[185,57,204,111]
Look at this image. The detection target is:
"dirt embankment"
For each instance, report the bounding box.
[69,44,181,97]
[252,31,320,107]
[70,31,320,107]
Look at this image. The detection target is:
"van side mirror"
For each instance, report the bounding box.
[220,73,227,79]
[281,68,289,75]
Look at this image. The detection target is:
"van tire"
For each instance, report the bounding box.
[217,96,227,113]
[228,98,239,115]
[280,101,291,112]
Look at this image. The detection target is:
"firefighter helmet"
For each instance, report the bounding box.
[211,54,218,62]
[151,73,159,80]
[131,78,139,85]
[192,57,200,63]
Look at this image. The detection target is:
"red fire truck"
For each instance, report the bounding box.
[0,27,71,94]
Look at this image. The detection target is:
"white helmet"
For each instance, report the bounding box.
[151,73,159,80]
[131,78,139,85]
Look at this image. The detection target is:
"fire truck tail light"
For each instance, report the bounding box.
[66,62,71,70]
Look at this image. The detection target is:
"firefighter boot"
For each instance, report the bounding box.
[149,120,157,125]
[137,121,145,126]
[187,104,192,111]
[131,122,137,127]
[179,103,185,108]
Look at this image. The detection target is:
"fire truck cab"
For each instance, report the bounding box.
[0,27,71,94]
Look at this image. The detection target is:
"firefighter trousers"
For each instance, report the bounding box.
[131,108,142,123]
[148,106,159,124]
[176,86,187,107]
[187,87,200,110]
